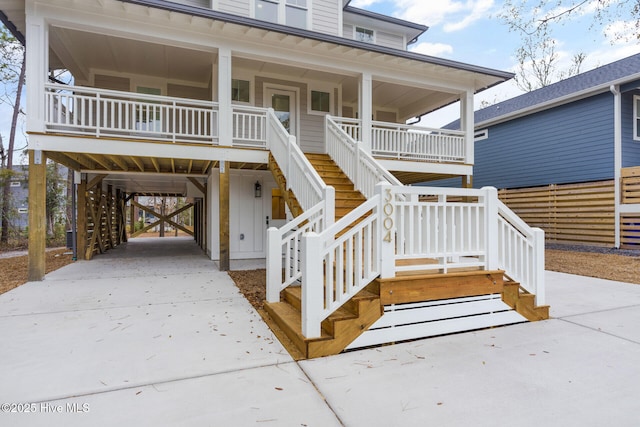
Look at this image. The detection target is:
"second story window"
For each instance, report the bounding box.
[255,0,308,29]
[355,27,374,43]
[256,0,278,23]
[285,0,307,29]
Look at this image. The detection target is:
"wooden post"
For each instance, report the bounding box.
[219,161,230,270]
[376,182,395,279]
[301,231,323,338]
[28,150,46,281]
[77,176,87,260]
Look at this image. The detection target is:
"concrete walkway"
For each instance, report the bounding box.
[1,237,639,426]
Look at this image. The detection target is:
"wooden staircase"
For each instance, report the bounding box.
[502,281,549,321]
[264,152,378,358]
[304,153,367,220]
[264,152,548,358]
[264,284,382,358]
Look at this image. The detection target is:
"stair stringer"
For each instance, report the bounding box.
[267,153,304,218]
[502,281,550,321]
[264,283,383,358]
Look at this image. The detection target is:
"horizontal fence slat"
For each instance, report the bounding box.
[499,180,616,247]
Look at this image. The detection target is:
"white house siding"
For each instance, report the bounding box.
[342,23,353,39]
[218,0,250,17]
[376,31,404,50]
[208,169,278,260]
[312,0,340,35]
[94,74,130,92]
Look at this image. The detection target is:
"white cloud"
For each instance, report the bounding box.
[443,0,494,32]
[410,41,453,57]
[391,0,495,32]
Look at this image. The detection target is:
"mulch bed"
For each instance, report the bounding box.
[0,248,74,295]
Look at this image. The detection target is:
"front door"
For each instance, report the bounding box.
[265,87,298,139]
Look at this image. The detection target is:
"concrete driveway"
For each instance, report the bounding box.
[1,237,639,426]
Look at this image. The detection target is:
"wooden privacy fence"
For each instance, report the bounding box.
[621,167,640,248]
[498,181,615,247]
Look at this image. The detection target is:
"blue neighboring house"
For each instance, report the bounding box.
[446,53,640,248]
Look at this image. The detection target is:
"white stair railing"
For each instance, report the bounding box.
[326,115,402,198]
[265,109,335,302]
[301,183,389,337]
[497,200,546,305]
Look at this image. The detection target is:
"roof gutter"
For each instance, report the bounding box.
[0,10,25,45]
[122,0,513,80]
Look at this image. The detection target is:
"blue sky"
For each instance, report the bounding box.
[350,0,640,126]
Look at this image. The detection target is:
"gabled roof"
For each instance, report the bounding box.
[343,6,428,44]
[448,53,640,129]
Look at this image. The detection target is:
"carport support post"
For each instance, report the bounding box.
[28,150,46,281]
[77,175,87,260]
[219,161,230,271]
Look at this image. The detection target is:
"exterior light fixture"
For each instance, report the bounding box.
[254,181,262,198]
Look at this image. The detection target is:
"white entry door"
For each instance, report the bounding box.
[264,87,298,140]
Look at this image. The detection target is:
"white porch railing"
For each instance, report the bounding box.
[326,116,402,198]
[265,109,335,303]
[332,116,467,163]
[232,105,267,148]
[393,186,490,274]
[45,83,219,144]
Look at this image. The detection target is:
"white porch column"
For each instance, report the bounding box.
[25,6,48,133]
[359,72,372,152]
[218,47,232,146]
[460,90,475,165]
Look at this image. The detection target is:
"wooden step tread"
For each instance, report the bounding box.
[379,269,505,283]
[263,301,332,346]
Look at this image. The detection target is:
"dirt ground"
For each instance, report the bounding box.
[0,248,74,295]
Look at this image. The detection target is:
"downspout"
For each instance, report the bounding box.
[610,85,621,248]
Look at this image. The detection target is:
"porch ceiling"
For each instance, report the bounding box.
[49,26,215,85]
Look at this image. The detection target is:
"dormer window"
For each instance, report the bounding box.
[355,27,374,43]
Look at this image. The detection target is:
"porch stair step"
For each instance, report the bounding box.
[502,281,550,321]
[304,153,366,221]
[263,284,383,358]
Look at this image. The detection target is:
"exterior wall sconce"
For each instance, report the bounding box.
[254,181,262,198]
